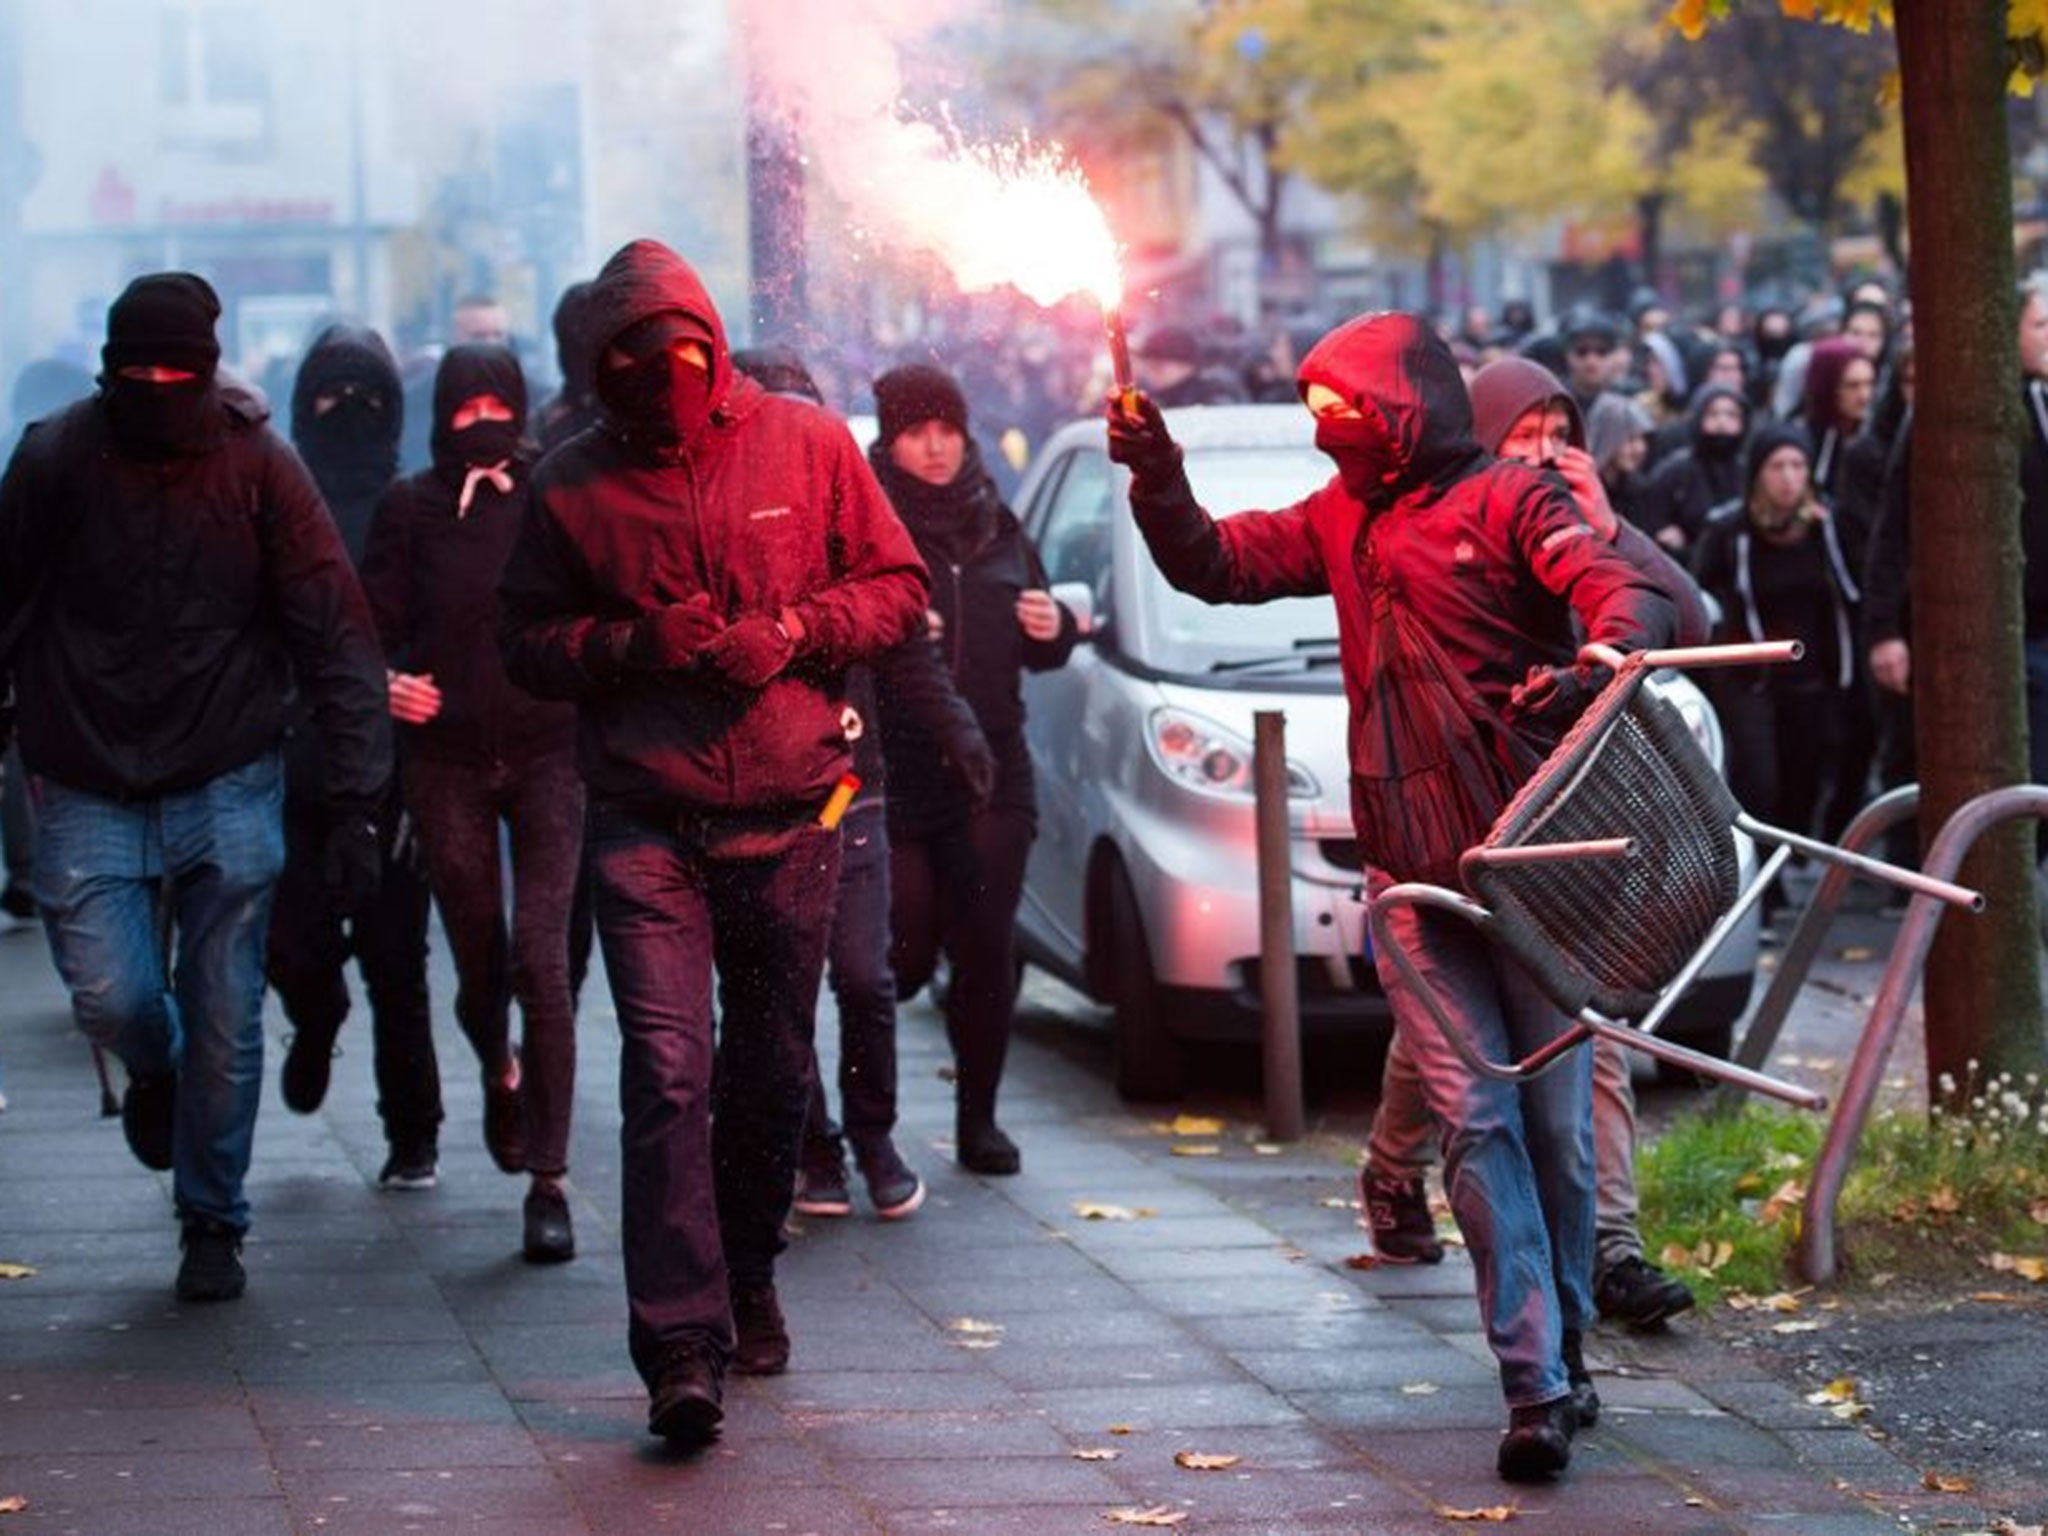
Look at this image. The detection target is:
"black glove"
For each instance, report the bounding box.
[702,611,797,689]
[626,594,724,671]
[1105,390,1182,483]
[944,732,997,809]
[322,813,382,917]
[1503,661,1613,738]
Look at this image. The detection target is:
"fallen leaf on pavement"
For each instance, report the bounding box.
[1174,1450,1241,1470]
[1107,1424,1136,1436]
[1759,1181,1805,1227]
[947,1317,1004,1335]
[1169,1144,1222,1157]
[1683,1496,1709,1507]
[1252,1143,1283,1156]
[1319,1196,1358,1210]
[1927,1186,1962,1215]
[1400,1381,1440,1396]
[1805,1378,1858,1405]
[1838,945,1875,961]
[0,1496,25,1515]
[0,1264,36,1282]
[1661,1239,1734,1274]
[1984,1251,2048,1282]
[1073,1448,1121,1461]
[1438,1504,1518,1522]
[1152,1114,1225,1137]
[1073,1202,1155,1222]
[1343,1253,1383,1270]
[1772,1320,1823,1334]
[1921,1470,1974,1492]
[1992,1521,2045,1536]
[1970,1291,2026,1304]
[1104,1505,1188,1527]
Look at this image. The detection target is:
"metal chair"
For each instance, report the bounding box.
[1366,641,1984,1111]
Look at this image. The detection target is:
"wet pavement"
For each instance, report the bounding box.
[0,905,1999,1534]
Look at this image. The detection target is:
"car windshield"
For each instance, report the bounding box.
[1133,445,1342,672]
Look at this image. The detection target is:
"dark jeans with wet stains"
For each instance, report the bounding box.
[584,800,840,1384]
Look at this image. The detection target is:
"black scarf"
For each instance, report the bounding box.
[869,435,1003,565]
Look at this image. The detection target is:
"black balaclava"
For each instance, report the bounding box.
[430,344,529,518]
[1689,383,1750,464]
[596,311,715,451]
[291,324,402,510]
[100,272,223,457]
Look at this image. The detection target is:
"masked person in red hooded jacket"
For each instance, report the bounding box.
[498,240,929,1448]
[1108,313,1676,1483]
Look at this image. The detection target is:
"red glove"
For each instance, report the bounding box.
[626,593,724,670]
[702,611,798,689]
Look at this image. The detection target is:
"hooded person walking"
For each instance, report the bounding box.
[498,239,928,1447]
[1107,313,1676,1482]
[266,324,442,1192]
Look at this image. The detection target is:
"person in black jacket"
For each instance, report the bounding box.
[1692,426,1862,924]
[266,325,441,1191]
[1638,384,1751,557]
[868,364,1078,1178]
[729,349,994,1224]
[0,272,391,1303]
[498,239,928,1446]
[362,344,585,1262]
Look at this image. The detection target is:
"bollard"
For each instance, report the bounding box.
[1253,711,1305,1141]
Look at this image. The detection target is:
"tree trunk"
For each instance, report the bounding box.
[1897,0,2046,1095]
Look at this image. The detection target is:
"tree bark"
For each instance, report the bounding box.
[1897,0,2046,1094]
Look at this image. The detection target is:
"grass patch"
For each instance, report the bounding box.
[1640,1070,2048,1303]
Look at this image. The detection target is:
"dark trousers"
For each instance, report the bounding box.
[803,800,899,1158]
[585,801,840,1383]
[266,788,440,1148]
[889,805,1034,1129]
[1716,679,1846,913]
[406,752,584,1176]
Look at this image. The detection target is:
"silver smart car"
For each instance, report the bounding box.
[1011,404,1759,1100]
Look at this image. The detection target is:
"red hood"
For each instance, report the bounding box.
[1296,312,1482,496]
[585,239,759,428]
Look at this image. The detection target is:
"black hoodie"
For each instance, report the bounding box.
[1640,384,1752,549]
[498,239,930,811]
[291,324,403,564]
[362,346,573,769]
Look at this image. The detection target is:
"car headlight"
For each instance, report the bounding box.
[1146,707,1320,799]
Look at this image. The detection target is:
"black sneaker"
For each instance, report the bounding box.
[1594,1254,1696,1330]
[483,1051,526,1174]
[1361,1172,1445,1265]
[855,1139,926,1221]
[647,1343,724,1445]
[793,1146,853,1217]
[0,881,35,920]
[523,1179,575,1264]
[280,1021,340,1114]
[377,1143,438,1191]
[1498,1395,1575,1482]
[730,1280,790,1375]
[957,1120,1020,1176]
[121,1071,176,1171]
[1561,1328,1601,1428]
[175,1220,246,1302]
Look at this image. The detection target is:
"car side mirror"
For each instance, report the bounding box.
[1049,580,1097,640]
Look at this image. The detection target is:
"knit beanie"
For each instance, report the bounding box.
[103,272,222,377]
[874,363,969,446]
[1744,422,1812,495]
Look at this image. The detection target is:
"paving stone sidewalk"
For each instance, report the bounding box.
[0,924,1974,1534]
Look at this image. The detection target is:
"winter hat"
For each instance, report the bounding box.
[874,362,969,446]
[1468,355,1583,456]
[1744,422,1812,495]
[103,272,222,377]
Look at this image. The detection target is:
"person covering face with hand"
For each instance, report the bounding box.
[1108,313,1676,1485]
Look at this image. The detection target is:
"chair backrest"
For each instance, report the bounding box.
[1462,670,1743,1018]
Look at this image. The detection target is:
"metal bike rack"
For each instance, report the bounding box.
[1713,783,1923,1107]
[1794,784,2048,1284]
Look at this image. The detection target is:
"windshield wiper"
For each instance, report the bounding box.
[1209,639,1342,674]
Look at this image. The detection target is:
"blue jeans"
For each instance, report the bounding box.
[1367,871,1594,1409]
[585,801,840,1384]
[805,800,900,1156]
[33,754,287,1233]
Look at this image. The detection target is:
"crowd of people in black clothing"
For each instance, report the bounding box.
[1,244,2029,1483]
